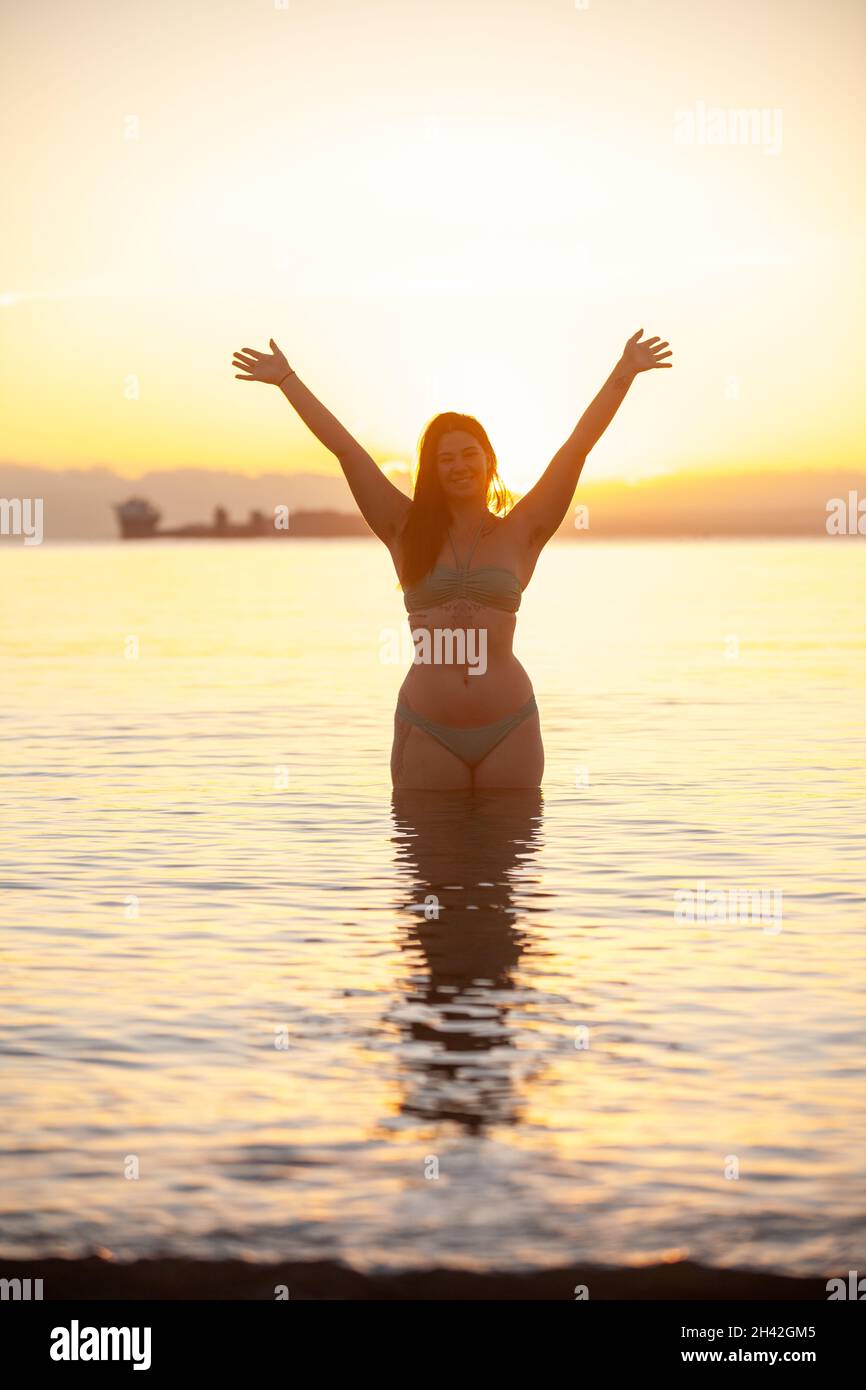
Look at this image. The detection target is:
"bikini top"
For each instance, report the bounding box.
[402,521,523,614]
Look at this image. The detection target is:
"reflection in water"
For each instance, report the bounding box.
[388,789,545,1134]
[4,541,864,1272]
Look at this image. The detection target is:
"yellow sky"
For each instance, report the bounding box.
[2,0,864,493]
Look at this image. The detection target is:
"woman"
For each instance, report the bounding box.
[232,330,672,789]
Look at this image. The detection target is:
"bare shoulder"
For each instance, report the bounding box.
[483,511,525,554]
[482,511,507,537]
[494,508,543,590]
[501,501,545,555]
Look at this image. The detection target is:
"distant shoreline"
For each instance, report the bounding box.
[2,464,862,540]
[0,1255,831,1301]
[6,533,853,546]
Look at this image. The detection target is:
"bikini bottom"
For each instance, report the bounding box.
[395,694,538,769]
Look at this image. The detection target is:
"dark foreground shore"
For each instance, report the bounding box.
[1,1257,829,1300]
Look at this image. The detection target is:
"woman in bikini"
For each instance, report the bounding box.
[232,330,672,790]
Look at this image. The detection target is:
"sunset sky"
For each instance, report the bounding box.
[2,0,864,494]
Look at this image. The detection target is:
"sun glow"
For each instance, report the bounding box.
[2,0,864,485]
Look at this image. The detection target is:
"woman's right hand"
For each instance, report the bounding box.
[232,338,292,385]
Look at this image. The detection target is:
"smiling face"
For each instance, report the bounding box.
[435,430,490,502]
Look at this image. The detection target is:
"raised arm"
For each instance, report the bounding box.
[232,338,410,545]
[510,329,672,548]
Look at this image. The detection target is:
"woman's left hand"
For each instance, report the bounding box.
[621,329,673,373]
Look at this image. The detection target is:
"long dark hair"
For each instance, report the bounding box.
[398,412,511,587]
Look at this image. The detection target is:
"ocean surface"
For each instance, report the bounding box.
[1,538,864,1275]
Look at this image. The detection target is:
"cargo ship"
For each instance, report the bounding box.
[113,497,369,539]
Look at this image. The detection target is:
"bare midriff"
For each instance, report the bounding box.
[399,599,534,725]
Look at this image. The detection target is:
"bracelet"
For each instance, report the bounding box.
[278,370,296,388]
